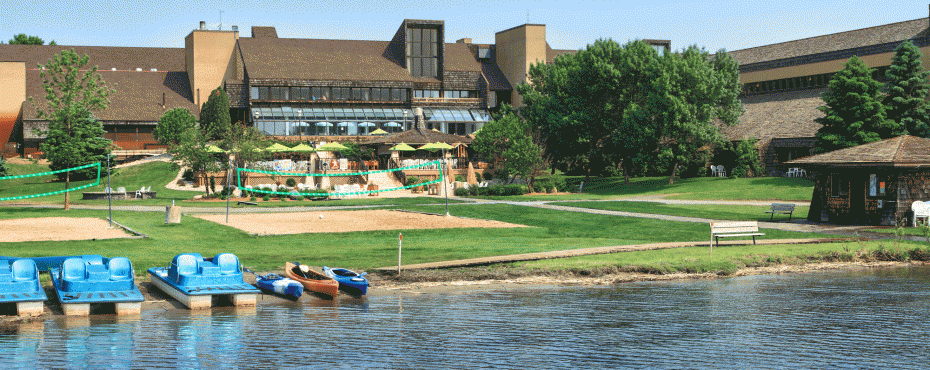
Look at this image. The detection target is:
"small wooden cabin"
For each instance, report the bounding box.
[787,135,930,226]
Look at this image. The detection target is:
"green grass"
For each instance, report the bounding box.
[0,161,458,207]
[550,201,809,222]
[514,239,928,274]
[468,176,814,201]
[0,203,833,275]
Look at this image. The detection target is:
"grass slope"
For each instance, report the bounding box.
[552,201,809,222]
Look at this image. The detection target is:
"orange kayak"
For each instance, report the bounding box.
[284,262,339,298]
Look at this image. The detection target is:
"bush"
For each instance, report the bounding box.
[455,175,466,182]
[250,196,257,202]
[262,195,271,201]
[297,195,305,201]
[406,176,420,186]
[276,186,289,197]
[454,187,470,196]
[209,177,216,194]
[482,172,493,180]
[182,168,194,181]
[469,186,478,196]
[285,178,297,187]
[477,187,489,196]
[487,184,504,196]
[504,184,528,195]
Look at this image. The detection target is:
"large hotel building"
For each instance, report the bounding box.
[2,13,930,176]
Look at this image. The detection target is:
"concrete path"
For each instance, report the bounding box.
[373,237,858,272]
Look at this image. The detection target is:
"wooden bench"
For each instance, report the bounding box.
[710,221,765,247]
[765,203,796,221]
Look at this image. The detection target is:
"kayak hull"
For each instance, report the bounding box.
[284,262,339,299]
[323,266,369,296]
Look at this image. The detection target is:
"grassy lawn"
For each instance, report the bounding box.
[549,201,809,222]
[0,161,457,208]
[467,176,814,201]
[0,203,832,275]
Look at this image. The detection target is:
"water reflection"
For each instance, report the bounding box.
[1,267,929,368]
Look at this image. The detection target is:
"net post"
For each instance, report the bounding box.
[106,156,112,227]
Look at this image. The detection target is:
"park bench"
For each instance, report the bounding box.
[710,221,765,247]
[237,201,258,206]
[765,203,796,221]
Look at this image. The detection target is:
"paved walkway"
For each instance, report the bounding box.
[373,236,858,272]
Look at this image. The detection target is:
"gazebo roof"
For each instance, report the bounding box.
[362,128,472,146]
[787,135,930,167]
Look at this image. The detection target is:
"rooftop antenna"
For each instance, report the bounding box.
[219,10,224,30]
[527,10,529,23]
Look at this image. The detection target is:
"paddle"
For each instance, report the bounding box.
[292,262,312,279]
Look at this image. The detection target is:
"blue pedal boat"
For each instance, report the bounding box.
[49,255,144,316]
[0,259,47,316]
[323,266,369,296]
[147,253,260,309]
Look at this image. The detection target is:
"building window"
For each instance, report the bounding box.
[830,174,848,197]
[407,27,439,77]
[250,87,259,100]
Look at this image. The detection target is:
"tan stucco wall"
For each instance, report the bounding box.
[0,62,25,143]
[740,46,930,84]
[495,24,547,107]
[185,30,238,109]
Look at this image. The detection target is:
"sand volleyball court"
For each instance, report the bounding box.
[0,217,132,242]
[193,210,526,235]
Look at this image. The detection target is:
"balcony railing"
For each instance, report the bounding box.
[411,97,482,105]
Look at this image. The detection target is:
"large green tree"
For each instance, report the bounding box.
[519,39,662,182]
[33,49,114,209]
[472,104,545,190]
[884,41,930,137]
[814,56,897,154]
[8,33,55,45]
[154,107,198,146]
[168,123,222,195]
[199,87,231,140]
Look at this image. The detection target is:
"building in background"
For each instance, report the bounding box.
[0,19,668,158]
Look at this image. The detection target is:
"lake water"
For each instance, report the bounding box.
[2,267,930,369]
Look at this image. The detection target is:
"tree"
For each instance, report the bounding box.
[154,108,198,146]
[32,49,114,210]
[639,46,744,184]
[0,157,8,177]
[814,56,896,154]
[199,86,231,140]
[8,33,55,45]
[219,121,270,187]
[472,105,545,190]
[520,39,663,183]
[169,124,222,195]
[884,41,930,137]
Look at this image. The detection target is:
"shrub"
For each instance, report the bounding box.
[469,186,478,196]
[550,176,567,193]
[297,195,305,200]
[454,187,470,196]
[262,195,271,201]
[455,175,466,182]
[482,172,493,180]
[477,187,489,196]
[406,176,420,186]
[504,184,528,195]
[209,177,216,194]
[487,184,505,196]
[250,196,257,202]
[182,169,194,181]
[285,178,297,187]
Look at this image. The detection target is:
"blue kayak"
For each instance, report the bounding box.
[323,266,369,296]
[255,273,303,300]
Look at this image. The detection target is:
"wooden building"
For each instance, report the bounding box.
[788,135,930,225]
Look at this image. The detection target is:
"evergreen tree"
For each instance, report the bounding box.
[32,49,114,209]
[884,41,930,137]
[199,87,231,140]
[814,56,895,154]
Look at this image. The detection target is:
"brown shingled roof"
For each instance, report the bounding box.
[728,18,929,66]
[251,26,278,38]
[443,43,482,72]
[23,69,197,122]
[474,45,511,91]
[787,135,930,166]
[362,127,472,145]
[718,89,825,146]
[0,44,185,71]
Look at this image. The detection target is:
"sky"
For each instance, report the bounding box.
[1,0,928,52]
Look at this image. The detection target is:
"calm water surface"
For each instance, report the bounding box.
[2,267,930,369]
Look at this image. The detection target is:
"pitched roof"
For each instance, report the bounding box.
[362,127,472,145]
[23,69,197,122]
[0,44,185,72]
[251,26,278,38]
[718,88,825,145]
[787,135,930,166]
[238,37,481,82]
[728,18,929,66]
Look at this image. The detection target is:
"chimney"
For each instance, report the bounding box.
[414,107,426,131]
[232,25,238,32]
[199,21,206,30]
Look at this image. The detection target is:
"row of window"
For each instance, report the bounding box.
[412,90,477,99]
[742,66,890,96]
[251,86,408,102]
[253,120,482,137]
[250,106,491,122]
[407,27,440,78]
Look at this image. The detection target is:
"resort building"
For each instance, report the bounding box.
[722,8,930,176]
[0,19,670,159]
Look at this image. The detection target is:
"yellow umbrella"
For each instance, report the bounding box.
[290,143,315,152]
[389,143,416,151]
[318,142,348,151]
[265,143,290,152]
[370,128,389,135]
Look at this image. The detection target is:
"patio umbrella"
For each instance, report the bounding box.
[370,128,389,135]
[389,143,416,151]
[318,142,349,151]
[290,143,315,152]
[265,143,290,152]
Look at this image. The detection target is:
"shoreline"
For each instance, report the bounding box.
[2,260,924,326]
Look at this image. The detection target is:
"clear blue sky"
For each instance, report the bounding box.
[1,0,928,52]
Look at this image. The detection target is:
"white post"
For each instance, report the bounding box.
[397,232,403,274]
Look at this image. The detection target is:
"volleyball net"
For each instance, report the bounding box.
[0,162,102,201]
[236,159,444,198]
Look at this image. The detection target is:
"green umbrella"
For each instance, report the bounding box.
[290,143,316,152]
[418,143,439,151]
[389,143,416,151]
[318,142,348,151]
[205,145,226,153]
[431,142,454,150]
[370,128,389,135]
[265,143,290,152]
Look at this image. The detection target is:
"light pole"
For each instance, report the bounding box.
[297,109,303,140]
